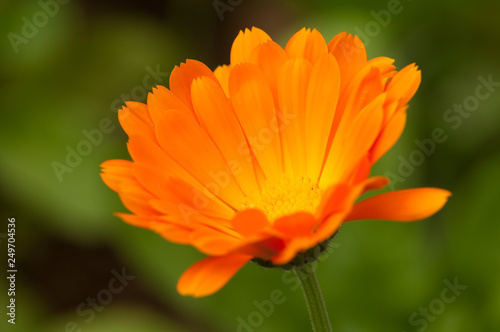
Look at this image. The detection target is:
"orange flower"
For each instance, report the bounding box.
[101,27,451,297]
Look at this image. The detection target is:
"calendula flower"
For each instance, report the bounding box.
[101,27,450,298]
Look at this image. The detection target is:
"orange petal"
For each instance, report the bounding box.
[100,159,134,192]
[346,188,452,222]
[341,66,384,122]
[116,179,158,216]
[367,56,396,83]
[271,237,319,265]
[189,225,242,256]
[232,209,270,236]
[349,156,371,186]
[370,108,407,163]
[320,94,384,187]
[273,212,316,237]
[278,58,312,177]
[101,159,159,217]
[101,160,158,216]
[249,40,288,108]
[150,219,194,244]
[284,28,328,63]
[214,64,231,97]
[127,135,205,196]
[114,213,151,228]
[304,53,341,179]
[127,135,205,197]
[129,136,238,224]
[315,183,359,239]
[328,32,367,90]
[177,253,252,297]
[155,109,245,209]
[385,63,421,106]
[248,40,291,175]
[229,63,284,180]
[237,237,285,259]
[361,176,390,193]
[230,27,272,65]
[128,135,236,222]
[169,59,217,113]
[118,102,154,140]
[191,76,260,196]
[147,177,235,223]
[147,85,191,124]
[329,66,384,149]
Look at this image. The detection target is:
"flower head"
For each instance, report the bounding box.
[101,27,451,297]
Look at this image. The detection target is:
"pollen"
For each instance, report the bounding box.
[242,176,323,222]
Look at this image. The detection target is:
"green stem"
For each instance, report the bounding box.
[293,265,333,332]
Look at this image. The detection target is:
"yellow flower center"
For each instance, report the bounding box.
[242,176,323,222]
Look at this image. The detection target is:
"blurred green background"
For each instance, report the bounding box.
[1,0,499,331]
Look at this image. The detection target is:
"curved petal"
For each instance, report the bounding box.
[147,85,192,124]
[385,63,421,107]
[237,237,285,259]
[278,58,312,177]
[127,134,221,202]
[314,183,360,240]
[249,40,288,108]
[320,93,384,187]
[367,56,396,83]
[328,66,385,152]
[229,63,284,180]
[361,176,390,193]
[370,108,407,163]
[285,28,328,63]
[177,253,252,297]
[169,59,217,113]
[150,219,194,244]
[346,188,452,222]
[191,76,260,196]
[231,27,272,65]
[232,209,270,236]
[340,66,384,123]
[115,213,152,229]
[100,159,134,192]
[248,40,290,175]
[328,32,367,90]
[271,236,319,265]
[214,64,231,97]
[118,102,155,140]
[189,225,242,255]
[147,177,235,223]
[155,109,246,209]
[101,159,159,217]
[273,212,316,237]
[116,179,158,216]
[304,53,341,179]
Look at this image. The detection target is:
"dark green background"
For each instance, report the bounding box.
[1,0,499,331]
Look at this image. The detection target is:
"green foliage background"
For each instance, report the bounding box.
[1,0,499,331]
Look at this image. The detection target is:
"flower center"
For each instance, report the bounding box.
[242,176,323,222]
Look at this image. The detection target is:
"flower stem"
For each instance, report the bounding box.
[293,265,333,332]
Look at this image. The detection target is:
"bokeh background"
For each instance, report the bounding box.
[1,0,499,331]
